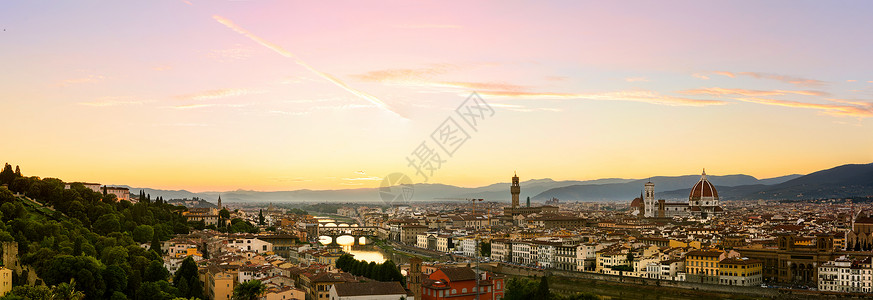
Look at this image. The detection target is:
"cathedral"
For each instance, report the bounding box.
[631,169,724,220]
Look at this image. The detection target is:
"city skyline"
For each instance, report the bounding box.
[2,1,872,192]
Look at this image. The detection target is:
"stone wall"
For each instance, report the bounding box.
[1,241,43,286]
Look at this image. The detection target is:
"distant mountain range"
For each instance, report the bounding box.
[124,162,873,204]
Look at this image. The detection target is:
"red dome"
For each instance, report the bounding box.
[689,170,718,200]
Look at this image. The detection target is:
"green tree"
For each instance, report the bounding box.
[0,188,16,204]
[173,257,203,299]
[480,242,491,257]
[53,279,87,300]
[175,277,188,298]
[144,260,169,282]
[5,285,53,300]
[103,265,128,296]
[93,214,121,235]
[132,225,154,244]
[232,280,265,300]
[151,234,163,255]
[535,276,550,299]
[135,281,177,300]
[258,209,265,226]
[367,261,377,279]
[0,163,15,185]
[504,277,537,300]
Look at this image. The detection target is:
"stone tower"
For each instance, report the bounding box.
[1,242,20,274]
[408,257,422,300]
[511,172,520,208]
[644,181,655,218]
[217,195,222,210]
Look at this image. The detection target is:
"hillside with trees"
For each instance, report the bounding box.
[0,163,203,300]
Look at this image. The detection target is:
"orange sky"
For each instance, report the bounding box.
[1,1,872,192]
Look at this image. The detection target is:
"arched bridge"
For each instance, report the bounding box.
[318,226,379,246]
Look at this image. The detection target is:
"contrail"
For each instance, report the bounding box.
[213,15,404,118]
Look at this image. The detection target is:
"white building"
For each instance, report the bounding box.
[819,257,873,293]
[576,243,605,272]
[533,241,556,268]
[511,242,533,265]
[227,236,273,254]
[436,235,452,253]
[460,238,479,258]
[491,240,511,262]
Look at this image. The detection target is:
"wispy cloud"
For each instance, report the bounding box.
[175,88,252,101]
[692,73,710,80]
[713,71,736,78]
[213,15,404,118]
[735,97,873,117]
[78,96,145,107]
[351,64,457,83]
[713,71,826,87]
[434,81,527,92]
[625,77,649,82]
[678,87,829,97]
[481,90,727,107]
[738,72,826,87]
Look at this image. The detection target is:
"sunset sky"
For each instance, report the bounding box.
[1,1,872,192]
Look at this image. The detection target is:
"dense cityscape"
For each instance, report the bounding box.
[4,1,873,299]
[1,163,873,299]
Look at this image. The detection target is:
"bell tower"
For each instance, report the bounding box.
[408,257,422,300]
[644,181,655,218]
[511,172,520,209]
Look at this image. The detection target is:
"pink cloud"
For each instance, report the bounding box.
[735,97,873,117]
[679,87,829,97]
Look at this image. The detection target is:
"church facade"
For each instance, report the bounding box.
[633,170,724,220]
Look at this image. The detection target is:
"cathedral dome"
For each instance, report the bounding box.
[689,169,718,200]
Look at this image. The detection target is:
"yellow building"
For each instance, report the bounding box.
[684,250,723,277]
[316,252,342,267]
[0,267,12,297]
[306,272,355,300]
[668,239,701,249]
[206,266,235,300]
[718,258,763,286]
[595,251,628,273]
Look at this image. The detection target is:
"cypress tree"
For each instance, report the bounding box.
[151,234,162,255]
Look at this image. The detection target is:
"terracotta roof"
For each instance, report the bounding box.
[438,267,477,282]
[332,281,407,296]
[686,250,723,257]
[719,258,762,265]
[689,170,718,199]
